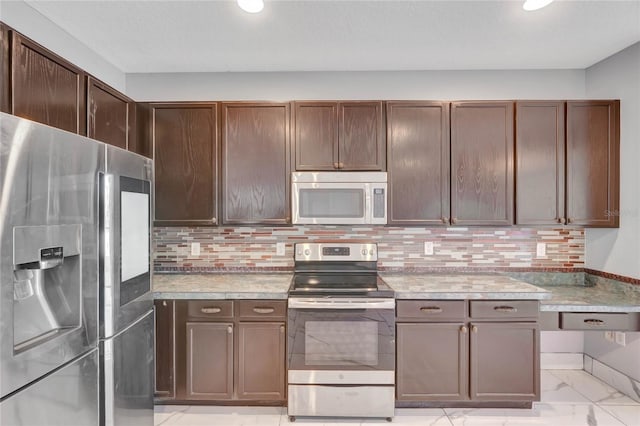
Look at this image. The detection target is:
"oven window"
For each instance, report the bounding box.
[299,189,364,218]
[305,321,378,366]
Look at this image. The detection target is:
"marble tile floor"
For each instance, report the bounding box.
[154,370,640,426]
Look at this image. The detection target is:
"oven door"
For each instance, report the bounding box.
[287,298,395,384]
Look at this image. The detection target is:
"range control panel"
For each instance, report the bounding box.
[295,243,377,262]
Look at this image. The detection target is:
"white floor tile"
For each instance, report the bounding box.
[540,370,591,404]
[157,406,283,425]
[600,405,640,426]
[550,370,637,405]
[154,406,189,426]
[445,404,625,425]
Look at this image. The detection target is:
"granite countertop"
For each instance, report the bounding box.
[153,273,292,300]
[537,284,640,312]
[381,274,552,300]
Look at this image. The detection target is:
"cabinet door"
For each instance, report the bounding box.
[396,323,468,401]
[387,102,450,225]
[11,33,85,134]
[470,322,539,401]
[221,102,290,224]
[0,23,10,114]
[87,76,132,150]
[185,322,233,400]
[154,300,175,399]
[338,101,385,170]
[566,100,620,227]
[152,103,218,226]
[515,101,565,225]
[451,102,514,225]
[237,322,286,401]
[131,102,152,158]
[294,102,338,170]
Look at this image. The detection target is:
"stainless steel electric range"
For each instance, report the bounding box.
[287,243,395,422]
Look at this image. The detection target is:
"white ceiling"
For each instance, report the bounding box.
[22,0,640,73]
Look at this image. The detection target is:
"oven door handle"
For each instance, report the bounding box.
[288,298,395,310]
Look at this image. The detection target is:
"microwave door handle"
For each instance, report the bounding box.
[364,184,372,223]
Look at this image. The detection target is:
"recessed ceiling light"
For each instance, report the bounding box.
[523,0,554,11]
[237,0,264,14]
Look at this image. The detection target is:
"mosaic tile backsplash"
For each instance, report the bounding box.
[153,226,584,272]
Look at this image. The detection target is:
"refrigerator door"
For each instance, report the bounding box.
[101,145,153,339]
[101,309,154,426]
[0,113,102,398]
[0,347,99,426]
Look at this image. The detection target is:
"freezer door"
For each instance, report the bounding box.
[101,145,153,338]
[0,113,102,398]
[101,309,154,426]
[0,348,99,426]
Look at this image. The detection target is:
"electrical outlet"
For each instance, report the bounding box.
[276,242,285,256]
[605,331,615,342]
[615,331,626,346]
[536,242,546,257]
[191,242,200,256]
[424,241,434,256]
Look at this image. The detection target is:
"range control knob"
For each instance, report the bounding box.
[369,249,374,255]
[361,249,368,256]
[304,249,311,256]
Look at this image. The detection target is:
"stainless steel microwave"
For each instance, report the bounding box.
[291,172,387,225]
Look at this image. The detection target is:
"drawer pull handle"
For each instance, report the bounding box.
[420,307,443,313]
[201,307,222,314]
[253,307,275,314]
[494,306,517,313]
[584,319,605,326]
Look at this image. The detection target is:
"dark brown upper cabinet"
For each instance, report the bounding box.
[87,76,133,150]
[293,101,385,171]
[221,102,291,225]
[11,32,85,134]
[386,101,450,225]
[515,101,565,226]
[451,101,514,226]
[152,103,218,226]
[1,23,10,114]
[566,100,620,227]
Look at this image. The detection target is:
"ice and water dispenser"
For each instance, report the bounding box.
[12,224,83,352]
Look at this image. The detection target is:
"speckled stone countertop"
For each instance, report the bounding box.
[537,284,640,312]
[381,274,552,300]
[153,274,292,300]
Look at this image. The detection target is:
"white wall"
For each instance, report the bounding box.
[585,42,640,280]
[583,42,640,383]
[0,1,126,92]
[126,69,586,101]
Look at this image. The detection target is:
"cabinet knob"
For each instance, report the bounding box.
[211,217,217,225]
[567,217,573,224]
[442,217,449,224]
[280,325,285,333]
[460,325,468,334]
[338,162,344,169]
[451,218,458,225]
[227,325,233,334]
[162,300,167,307]
[561,217,566,225]
[333,162,339,169]
[471,325,478,333]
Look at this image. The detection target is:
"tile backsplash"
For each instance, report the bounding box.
[154,226,584,272]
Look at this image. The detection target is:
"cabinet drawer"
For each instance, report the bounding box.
[470,300,539,320]
[238,300,287,320]
[560,312,630,331]
[396,300,467,322]
[187,300,234,320]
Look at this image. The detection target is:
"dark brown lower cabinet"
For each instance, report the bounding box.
[154,300,175,399]
[470,322,539,401]
[237,322,286,400]
[396,323,468,401]
[186,322,234,400]
[396,300,540,406]
[157,299,286,404]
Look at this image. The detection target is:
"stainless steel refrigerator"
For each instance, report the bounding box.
[0,113,154,426]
